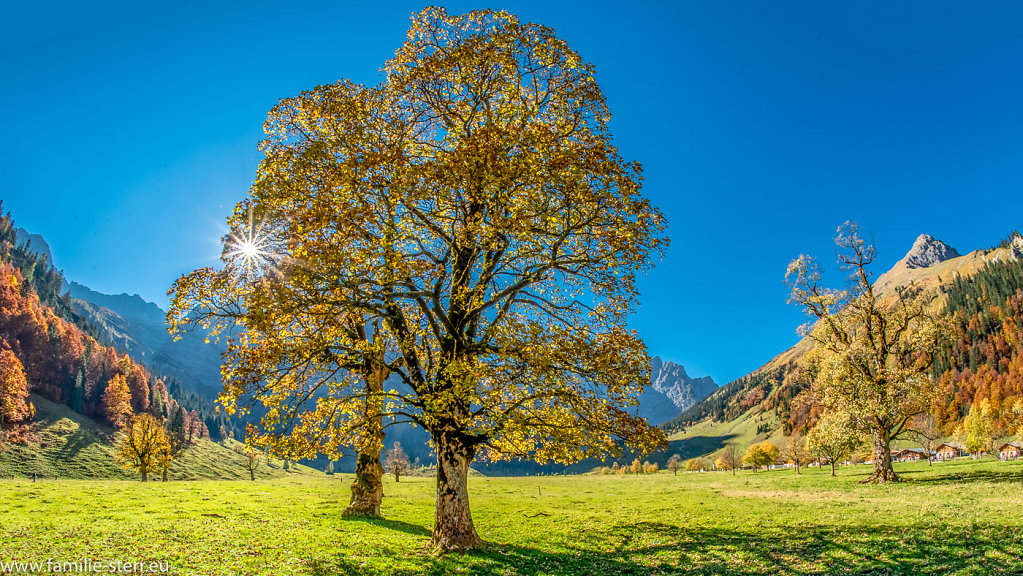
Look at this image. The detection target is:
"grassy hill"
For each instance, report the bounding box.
[668,407,784,456]
[0,457,1020,574]
[0,395,319,480]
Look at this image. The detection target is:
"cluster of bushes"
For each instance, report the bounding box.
[595,458,659,475]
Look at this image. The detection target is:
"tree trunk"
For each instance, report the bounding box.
[343,451,384,517]
[830,460,836,476]
[141,467,148,482]
[863,429,899,483]
[249,468,255,482]
[342,360,387,517]
[431,431,482,552]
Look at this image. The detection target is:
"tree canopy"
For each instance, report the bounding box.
[115,413,171,482]
[787,222,947,483]
[169,7,667,551]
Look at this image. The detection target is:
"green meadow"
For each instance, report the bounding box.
[1,458,1022,575]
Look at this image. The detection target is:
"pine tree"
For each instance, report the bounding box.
[149,380,164,418]
[69,370,85,413]
[168,406,187,455]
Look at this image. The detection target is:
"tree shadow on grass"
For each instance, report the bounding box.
[305,520,1023,575]
[342,515,432,538]
[902,468,1023,486]
[59,427,100,459]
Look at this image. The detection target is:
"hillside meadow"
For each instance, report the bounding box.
[1,458,1021,575]
[0,395,316,481]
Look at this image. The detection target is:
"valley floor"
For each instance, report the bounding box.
[1,458,1021,575]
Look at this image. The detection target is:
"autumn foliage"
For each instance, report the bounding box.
[102,373,133,430]
[0,345,33,435]
[115,413,172,482]
[169,8,667,551]
[0,205,206,441]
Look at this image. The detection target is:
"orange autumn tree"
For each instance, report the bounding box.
[102,373,133,430]
[169,7,667,551]
[0,345,33,433]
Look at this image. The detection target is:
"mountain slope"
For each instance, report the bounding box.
[665,232,1023,452]
[14,228,54,268]
[13,227,226,401]
[66,281,225,399]
[0,395,314,480]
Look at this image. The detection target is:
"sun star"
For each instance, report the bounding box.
[225,207,278,276]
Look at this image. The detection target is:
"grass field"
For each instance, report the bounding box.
[1,458,1021,575]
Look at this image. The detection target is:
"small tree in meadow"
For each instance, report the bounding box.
[667,454,683,476]
[908,413,940,466]
[643,461,659,474]
[684,458,707,472]
[115,413,171,482]
[157,445,172,481]
[630,458,643,474]
[234,445,262,481]
[957,399,995,457]
[716,444,742,475]
[780,433,811,474]
[807,411,861,476]
[385,442,412,482]
[743,441,779,472]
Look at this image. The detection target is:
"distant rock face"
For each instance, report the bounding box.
[901,234,960,269]
[1012,235,1023,261]
[14,228,55,268]
[651,359,718,410]
[67,281,225,399]
[635,357,718,425]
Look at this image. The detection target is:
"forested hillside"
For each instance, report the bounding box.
[666,232,1023,447]
[931,247,1023,436]
[0,205,218,447]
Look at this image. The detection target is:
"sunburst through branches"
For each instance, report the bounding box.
[224,207,282,279]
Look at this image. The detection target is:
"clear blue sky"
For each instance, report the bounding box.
[3,1,1022,385]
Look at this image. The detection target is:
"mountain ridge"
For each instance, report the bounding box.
[665,232,1023,452]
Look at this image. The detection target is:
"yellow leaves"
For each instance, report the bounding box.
[165,5,669,474]
[115,413,171,479]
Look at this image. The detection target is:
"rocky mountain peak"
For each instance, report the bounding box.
[1011,235,1023,261]
[901,234,960,269]
[15,228,55,268]
[650,357,716,410]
